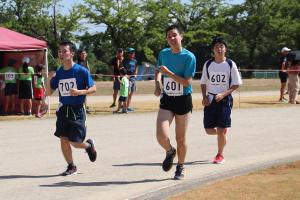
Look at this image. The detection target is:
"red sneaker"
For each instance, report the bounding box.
[213,154,225,164]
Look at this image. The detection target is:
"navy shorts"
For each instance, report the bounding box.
[129,77,137,92]
[160,93,193,115]
[204,95,233,128]
[4,83,17,96]
[113,78,120,90]
[54,105,86,143]
[279,71,288,83]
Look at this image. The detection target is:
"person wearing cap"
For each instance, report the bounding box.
[200,36,242,164]
[18,57,35,115]
[109,48,124,108]
[278,47,291,103]
[154,24,196,180]
[123,47,138,111]
[0,59,18,115]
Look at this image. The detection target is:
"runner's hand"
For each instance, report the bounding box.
[215,93,225,102]
[202,96,210,106]
[70,88,82,96]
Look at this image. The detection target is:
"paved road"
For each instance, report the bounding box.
[0,105,299,200]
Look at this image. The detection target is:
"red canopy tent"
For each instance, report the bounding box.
[0,27,48,114]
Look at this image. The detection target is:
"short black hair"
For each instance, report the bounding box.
[211,36,227,48]
[165,24,183,36]
[117,48,123,53]
[119,67,127,75]
[36,64,44,72]
[59,41,77,53]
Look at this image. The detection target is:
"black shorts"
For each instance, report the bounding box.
[54,105,86,143]
[4,83,17,96]
[18,80,33,99]
[279,71,288,83]
[160,93,193,115]
[118,96,127,102]
[204,95,233,128]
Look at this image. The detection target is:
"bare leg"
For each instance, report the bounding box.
[175,112,191,164]
[60,137,74,164]
[127,91,133,108]
[156,109,174,151]
[20,99,24,113]
[112,90,118,104]
[205,128,218,135]
[4,96,9,113]
[28,99,32,113]
[280,82,287,100]
[216,128,227,155]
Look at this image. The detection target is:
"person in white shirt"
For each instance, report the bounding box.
[200,36,242,164]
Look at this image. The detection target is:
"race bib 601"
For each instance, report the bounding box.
[163,77,183,96]
[58,78,77,96]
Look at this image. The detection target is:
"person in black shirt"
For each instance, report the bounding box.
[109,48,124,107]
[279,47,291,102]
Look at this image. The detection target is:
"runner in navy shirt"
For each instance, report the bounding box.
[46,41,97,176]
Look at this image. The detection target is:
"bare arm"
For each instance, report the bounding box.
[45,71,56,96]
[159,66,192,87]
[215,85,239,102]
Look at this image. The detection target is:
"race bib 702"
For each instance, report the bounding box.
[58,78,77,96]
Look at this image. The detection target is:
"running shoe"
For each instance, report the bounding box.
[122,109,128,114]
[109,103,116,108]
[86,139,97,162]
[127,107,134,112]
[174,164,185,180]
[213,154,225,164]
[162,147,176,172]
[61,164,77,176]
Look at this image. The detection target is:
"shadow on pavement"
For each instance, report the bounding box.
[0,174,61,180]
[112,160,211,167]
[39,178,171,187]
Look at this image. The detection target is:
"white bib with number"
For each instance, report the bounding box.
[5,72,15,81]
[58,78,77,96]
[163,77,183,96]
[209,72,228,86]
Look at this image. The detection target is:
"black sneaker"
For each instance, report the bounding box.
[174,164,185,180]
[61,164,77,176]
[86,139,97,162]
[162,147,176,172]
[109,103,116,108]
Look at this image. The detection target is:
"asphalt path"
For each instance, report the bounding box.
[0,101,299,200]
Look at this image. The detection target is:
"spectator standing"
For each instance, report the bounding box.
[113,68,129,114]
[200,36,242,164]
[77,49,92,113]
[123,48,138,111]
[109,48,124,108]
[279,47,291,103]
[0,59,18,115]
[154,24,196,180]
[18,57,34,115]
[287,57,300,104]
[33,64,45,118]
[46,41,97,176]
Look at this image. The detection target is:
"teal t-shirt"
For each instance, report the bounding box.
[18,66,34,81]
[120,76,129,97]
[0,67,18,83]
[157,48,196,95]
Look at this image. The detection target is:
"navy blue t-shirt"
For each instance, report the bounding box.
[50,64,94,105]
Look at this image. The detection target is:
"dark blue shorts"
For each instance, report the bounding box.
[204,95,233,128]
[113,78,120,90]
[279,71,288,83]
[54,105,86,143]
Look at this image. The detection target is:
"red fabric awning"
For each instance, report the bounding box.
[0,27,47,51]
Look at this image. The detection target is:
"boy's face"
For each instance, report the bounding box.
[166,28,182,48]
[58,45,74,62]
[213,43,226,56]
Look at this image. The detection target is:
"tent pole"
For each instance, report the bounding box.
[45,48,50,116]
